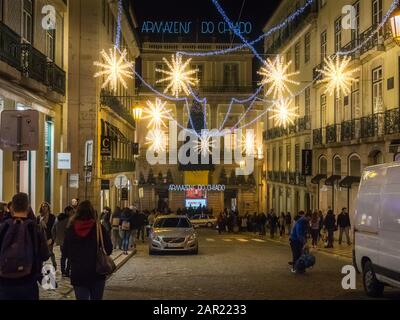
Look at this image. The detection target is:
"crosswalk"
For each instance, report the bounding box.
[205,237,266,244]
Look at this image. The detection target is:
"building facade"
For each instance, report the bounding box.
[264,0,400,222]
[0,0,68,213]
[68,0,140,211]
[136,41,266,214]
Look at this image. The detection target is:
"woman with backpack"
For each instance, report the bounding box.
[63,200,113,300]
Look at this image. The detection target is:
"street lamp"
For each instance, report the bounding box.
[390,6,400,46]
[132,105,143,122]
[132,105,143,210]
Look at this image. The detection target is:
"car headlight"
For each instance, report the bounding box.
[188,234,197,241]
[151,233,161,241]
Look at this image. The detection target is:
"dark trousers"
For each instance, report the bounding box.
[60,245,70,275]
[311,229,319,246]
[137,226,145,241]
[327,229,334,247]
[73,280,106,300]
[0,281,39,300]
[270,226,276,238]
[290,240,303,268]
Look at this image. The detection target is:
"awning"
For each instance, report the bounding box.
[339,176,361,188]
[325,175,342,186]
[311,174,327,184]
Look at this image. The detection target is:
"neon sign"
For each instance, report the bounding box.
[141,21,252,35]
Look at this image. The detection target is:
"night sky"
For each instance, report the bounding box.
[132,0,281,44]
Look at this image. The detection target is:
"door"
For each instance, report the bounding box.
[44,118,54,204]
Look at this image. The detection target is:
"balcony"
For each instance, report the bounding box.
[21,43,48,84]
[0,21,22,70]
[265,116,311,141]
[47,62,66,95]
[326,124,340,144]
[313,128,323,146]
[267,171,306,186]
[102,160,135,175]
[360,113,385,139]
[385,108,400,135]
[100,89,136,128]
[341,119,361,142]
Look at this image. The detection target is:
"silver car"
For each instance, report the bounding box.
[149,215,198,255]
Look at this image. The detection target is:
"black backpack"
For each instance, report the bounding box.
[0,219,37,279]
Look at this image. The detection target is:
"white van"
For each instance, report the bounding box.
[354,162,400,297]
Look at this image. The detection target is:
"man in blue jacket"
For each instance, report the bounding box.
[289,211,312,273]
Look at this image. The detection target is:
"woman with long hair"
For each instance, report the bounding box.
[63,200,113,300]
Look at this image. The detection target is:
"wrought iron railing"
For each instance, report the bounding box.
[384,108,400,135]
[47,62,66,95]
[265,116,311,141]
[21,43,47,84]
[0,21,22,70]
[360,112,385,139]
[326,124,340,144]
[313,128,323,146]
[100,89,136,127]
[102,160,135,175]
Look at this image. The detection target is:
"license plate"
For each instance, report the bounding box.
[166,243,182,248]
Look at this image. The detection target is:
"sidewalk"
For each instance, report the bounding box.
[39,246,136,300]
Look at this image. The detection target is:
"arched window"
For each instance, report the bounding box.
[349,154,361,177]
[333,156,341,175]
[368,150,383,165]
[319,156,327,175]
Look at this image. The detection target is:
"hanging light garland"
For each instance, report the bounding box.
[94,47,133,91]
[317,55,358,96]
[156,54,199,98]
[269,98,299,129]
[258,55,300,99]
[143,98,171,129]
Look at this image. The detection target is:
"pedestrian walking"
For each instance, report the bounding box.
[285,212,292,235]
[318,210,324,240]
[241,214,248,232]
[337,208,352,245]
[289,211,312,273]
[130,209,140,249]
[38,202,57,270]
[136,210,147,243]
[100,207,112,236]
[279,212,286,237]
[0,193,50,300]
[119,208,132,254]
[110,207,121,250]
[63,200,112,300]
[323,209,336,248]
[310,210,320,248]
[269,212,278,239]
[52,206,74,277]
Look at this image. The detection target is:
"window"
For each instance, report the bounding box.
[286,144,291,171]
[192,63,204,87]
[304,32,311,64]
[333,157,341,175]
[305,88,311,118]
[155,63,165,85]
[295,95,300,111]
[349,154,361,177]
[372,0,382,26]
[272,147,276,171]
[295,144,300,172]
[102,0,106,25]
[334,93,342,124]
[45,29,55,61]
[223,64,239,88]
[319,156,328,175]
[279,146,283,171]
[22,0,33,43]
[320,30,327,62]
[294,42,300,71]
[372,67,383,113]
[286,49,291,64]
[351,79,360,119]
[352,1,360,42]
[0,0,4,21]
[320,94,327,127]
[334,17,342,53]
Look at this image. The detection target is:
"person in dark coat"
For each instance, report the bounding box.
[269,212,278,238]
[38,202,57,270]
[63,201,112,300]
[136,211,147,243]
[119,208,133,254]
[285,212,292,235]
[337,208,352,245]
[100,207,112,235]
[52,206,74,277]
[323,209,336,248]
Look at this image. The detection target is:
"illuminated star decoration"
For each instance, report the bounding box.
[240,131,255,155]
[94,47,133,91]
[156,54,199,98]
[258,55,300,99]
[194,132,216,157]
[269,98,299,129]
[317,55,358,96]
[143,98,171,129]
[146,129,166,153]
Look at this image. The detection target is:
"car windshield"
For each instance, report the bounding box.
[154,217,192,228]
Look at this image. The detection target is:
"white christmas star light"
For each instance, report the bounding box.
[269,98,299,128]
[258,55,300,99]
[194,132,216,157]
[156,54,199,98]
[317,56,358,96]
[94,47,133,91]
[143,98,171,129]
[146,129,166,153]
[240,131,255,155]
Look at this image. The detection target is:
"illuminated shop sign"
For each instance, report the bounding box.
[169,184,226,192]
[141,21,252,35]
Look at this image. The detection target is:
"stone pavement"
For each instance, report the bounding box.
[39,246,137,300]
